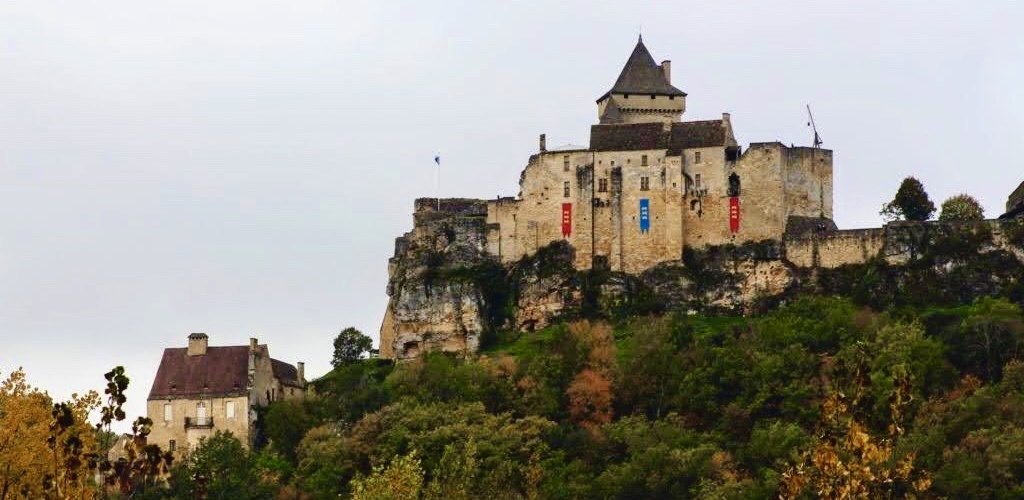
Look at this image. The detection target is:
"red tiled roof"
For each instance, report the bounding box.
[148,345,302,399]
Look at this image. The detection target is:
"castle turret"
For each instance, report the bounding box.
[596,36,686,125]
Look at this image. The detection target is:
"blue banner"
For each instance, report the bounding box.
[639,198,650,233]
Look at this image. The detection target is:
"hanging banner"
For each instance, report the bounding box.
[639,198,650,233]
[561,203,572,237]
[729,197,740,233]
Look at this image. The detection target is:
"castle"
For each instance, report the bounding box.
[486,36,833,274]
[378,38,1022,360]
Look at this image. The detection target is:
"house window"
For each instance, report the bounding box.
[728,173,741,197]
[226,401,235,419]
[640,177,650,191]
[163,404,172,422]
[196,401,207,422]
[598,178,608,192]
[650,95,656,99]
[641,155,648,166]
[169,440,176,452]
[695,152,702,163]
[695,174,702,189]
[563,181,570,197]
[563,155,570,172]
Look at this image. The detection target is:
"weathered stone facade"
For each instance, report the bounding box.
[378,38,1024,360]
[147,334,306,454]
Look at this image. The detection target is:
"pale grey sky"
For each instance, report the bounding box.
[2,1,1022,427]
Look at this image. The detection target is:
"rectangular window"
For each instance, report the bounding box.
[226,401,235,419]
[610,160,615,167]
[641,155,648,166]
[563,181,570,197]
[695,152,702,163]
[598,178,608,192]
[169,440,176,452]
[695,174,702,189]
[640,177,650,191]
[563,155,570,172]
[163,404,172,422]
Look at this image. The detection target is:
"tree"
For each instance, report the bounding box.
[172,431,275,500]
[333,327,374,367]
[881,176,936,222]
[938,194,985,222]
[351,451,424,500]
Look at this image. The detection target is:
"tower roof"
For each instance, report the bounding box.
[597,36,686,102]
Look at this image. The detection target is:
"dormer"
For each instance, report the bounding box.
[597,36,687,125]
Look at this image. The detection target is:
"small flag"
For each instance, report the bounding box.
[434,155,441,165]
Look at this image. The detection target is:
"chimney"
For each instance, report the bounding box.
[539,133,546,152]
[661,60,671,84]
[297,362,305,383]
[249,337,258,352]
[187,333,208,356]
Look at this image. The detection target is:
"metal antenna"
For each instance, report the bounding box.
[806,104,823,148]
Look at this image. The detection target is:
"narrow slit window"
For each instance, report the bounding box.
[695,174,702,189]
[564,181,570,197]
[641,155,648,166]
[695,151,702,163]
[563,155,570,172]
[598,178,608,192]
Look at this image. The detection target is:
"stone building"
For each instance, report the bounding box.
[1001,180,1024,219]
[379,37,834,358]
[146,333,305,453]
[485,36,833,275]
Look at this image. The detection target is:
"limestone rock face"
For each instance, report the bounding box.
[379,199,494,360]
[509,242,581,332]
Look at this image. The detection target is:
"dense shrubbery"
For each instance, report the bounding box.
[185,295,1020,499]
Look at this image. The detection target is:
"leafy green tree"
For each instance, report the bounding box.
[881,176,936,222]
[313,358,394,423]
[171,431,275,500]
[942,297,1024,382]
[351,450,424,500]
[939,193,985,222]
[263,400,318,463]
[333,327,374,367]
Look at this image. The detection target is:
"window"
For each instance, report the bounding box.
[563,155,570,172]
[226,401,235,419]
[695,174,702,189]
[598,178,608,192]
[650,94,656,99]
[695,152,702,163]
[169,440,176,452]
[563,181,570,197]
[163,404,172,422]
[728,173,741,197]
[641,155,648,166]
[610,160,615,167]
[640,177,650,191]
[196,401,206,419]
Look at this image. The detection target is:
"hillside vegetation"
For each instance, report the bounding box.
[3,219,1024,499]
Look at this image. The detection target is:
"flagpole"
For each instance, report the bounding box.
[436,153,440,211]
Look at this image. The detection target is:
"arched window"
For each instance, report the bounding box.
[728,173,741,197]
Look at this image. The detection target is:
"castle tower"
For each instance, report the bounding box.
[596,35,687,126]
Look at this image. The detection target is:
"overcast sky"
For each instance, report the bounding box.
[2,1,1022,428]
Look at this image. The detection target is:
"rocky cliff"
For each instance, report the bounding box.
[380,203,1024,360]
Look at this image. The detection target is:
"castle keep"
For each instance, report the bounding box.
[379,38,838,359]
[487,37,833,274]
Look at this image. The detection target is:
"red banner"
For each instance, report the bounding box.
[561,203,572,237]
[729,197,740,233]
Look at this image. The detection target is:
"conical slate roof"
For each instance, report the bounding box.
[598,36,686,102]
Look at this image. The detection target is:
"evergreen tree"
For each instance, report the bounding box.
[881,176,936,221]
